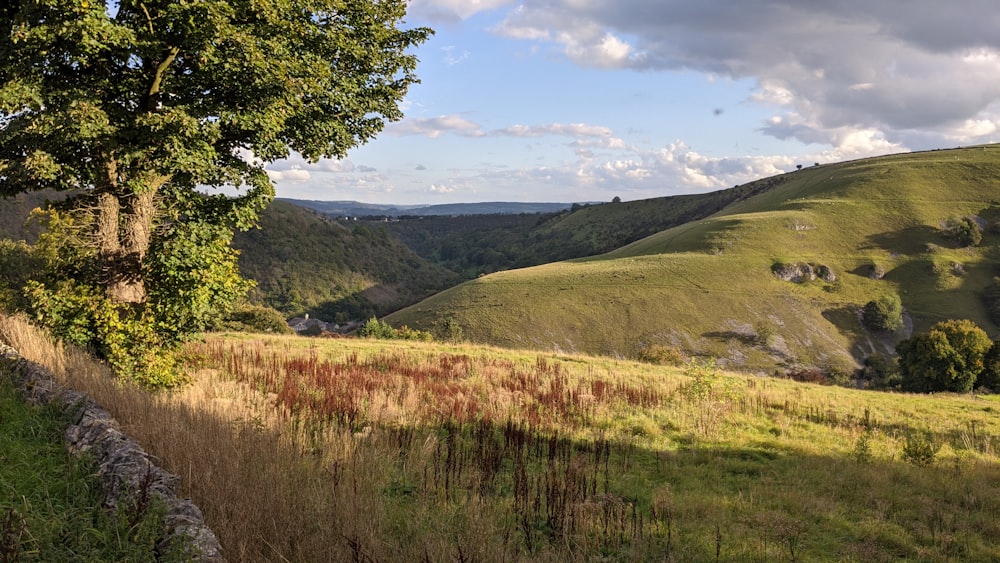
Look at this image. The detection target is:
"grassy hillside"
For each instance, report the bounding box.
[233,200,462,321]
[388,146,1000,372]
[374,177,786,277]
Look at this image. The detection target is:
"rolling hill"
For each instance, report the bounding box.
[232,201,462,321]
[361,176,787,277]
[387,146,1000,373]
[283,198,575,217]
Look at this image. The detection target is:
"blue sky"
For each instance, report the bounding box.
[268,0,1000,205]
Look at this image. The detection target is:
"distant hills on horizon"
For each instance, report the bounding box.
[279,198,584,217]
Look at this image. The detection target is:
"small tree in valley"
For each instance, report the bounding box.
[897,319,992,393]
[861,294,904,332]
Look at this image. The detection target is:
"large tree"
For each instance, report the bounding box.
[0,0,429,303]
[0,0,429,381]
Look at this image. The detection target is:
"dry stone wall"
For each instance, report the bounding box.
[0,344,225,561]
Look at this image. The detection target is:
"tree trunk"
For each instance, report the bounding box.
[96,190,157,305]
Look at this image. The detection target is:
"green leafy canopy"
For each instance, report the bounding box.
[0,0,431,210]
[0,0,431,384]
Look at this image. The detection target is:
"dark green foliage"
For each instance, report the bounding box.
[440,317,465,342]
[901,430,941,467]
[859,354,902,390]
[146,217,252,341]
[897,319,992,393]
[0,239,41,311]
[982,276,1000,326]
[944,216,983,247]
[861,294,903,332]
[978,341,1000,392]
[358,317,432,341]
[213,304,293,335]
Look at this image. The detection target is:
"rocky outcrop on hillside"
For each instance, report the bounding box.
[772,262,836,283]
[0,344,225,561]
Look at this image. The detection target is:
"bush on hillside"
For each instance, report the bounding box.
[359,317,433,341]
[861,294,904,332]
[978,341,1000,392]
[944,216,983,247]
[439,317,465,342]
[858,354,902,390]
[214,305,293,334]
[637,344,686,366]
[982,277,1000,326]
[901,430,941,467]
[897,319,992,393]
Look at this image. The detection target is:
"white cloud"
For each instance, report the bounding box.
[495,123,615,138]
[386,114,485,138]
[428,183,457,194]
[491,0,1000,150]
[266,168,311,183]
[442,45,471,66]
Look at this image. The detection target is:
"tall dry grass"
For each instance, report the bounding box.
[6,314,1000,561]
[0,313,393,560]
[1,315,648,561]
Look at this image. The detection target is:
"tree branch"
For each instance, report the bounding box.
[146,46,180,111]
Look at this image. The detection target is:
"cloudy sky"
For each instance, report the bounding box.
[268,0,1000,204]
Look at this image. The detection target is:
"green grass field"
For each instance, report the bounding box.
[0,376,174,561]
[388,146,1000,373]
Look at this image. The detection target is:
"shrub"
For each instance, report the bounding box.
[681,359,725,401]
[851,430,874,464]
[215,305,294,334]
[978,341,1000,392]
[754,322,775,347]
[859,354,902,390]
[359,317,395,339]
[358,317,433,341]
[897,319,992,393]
[638,344,686,366]
[982,277,1000,326]
[24,279,189,387]
[440,317,465,342]
[944,216,982,247]
[395,325,434,342]
[861,294,903,332]
[901,430,941,467]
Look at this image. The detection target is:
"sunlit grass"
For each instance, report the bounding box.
[5,313,1000,561]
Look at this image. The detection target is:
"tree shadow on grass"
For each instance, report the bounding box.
[864,225,940,256]
[702,330,759,347]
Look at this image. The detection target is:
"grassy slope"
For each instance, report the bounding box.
[388,146,1000,372]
